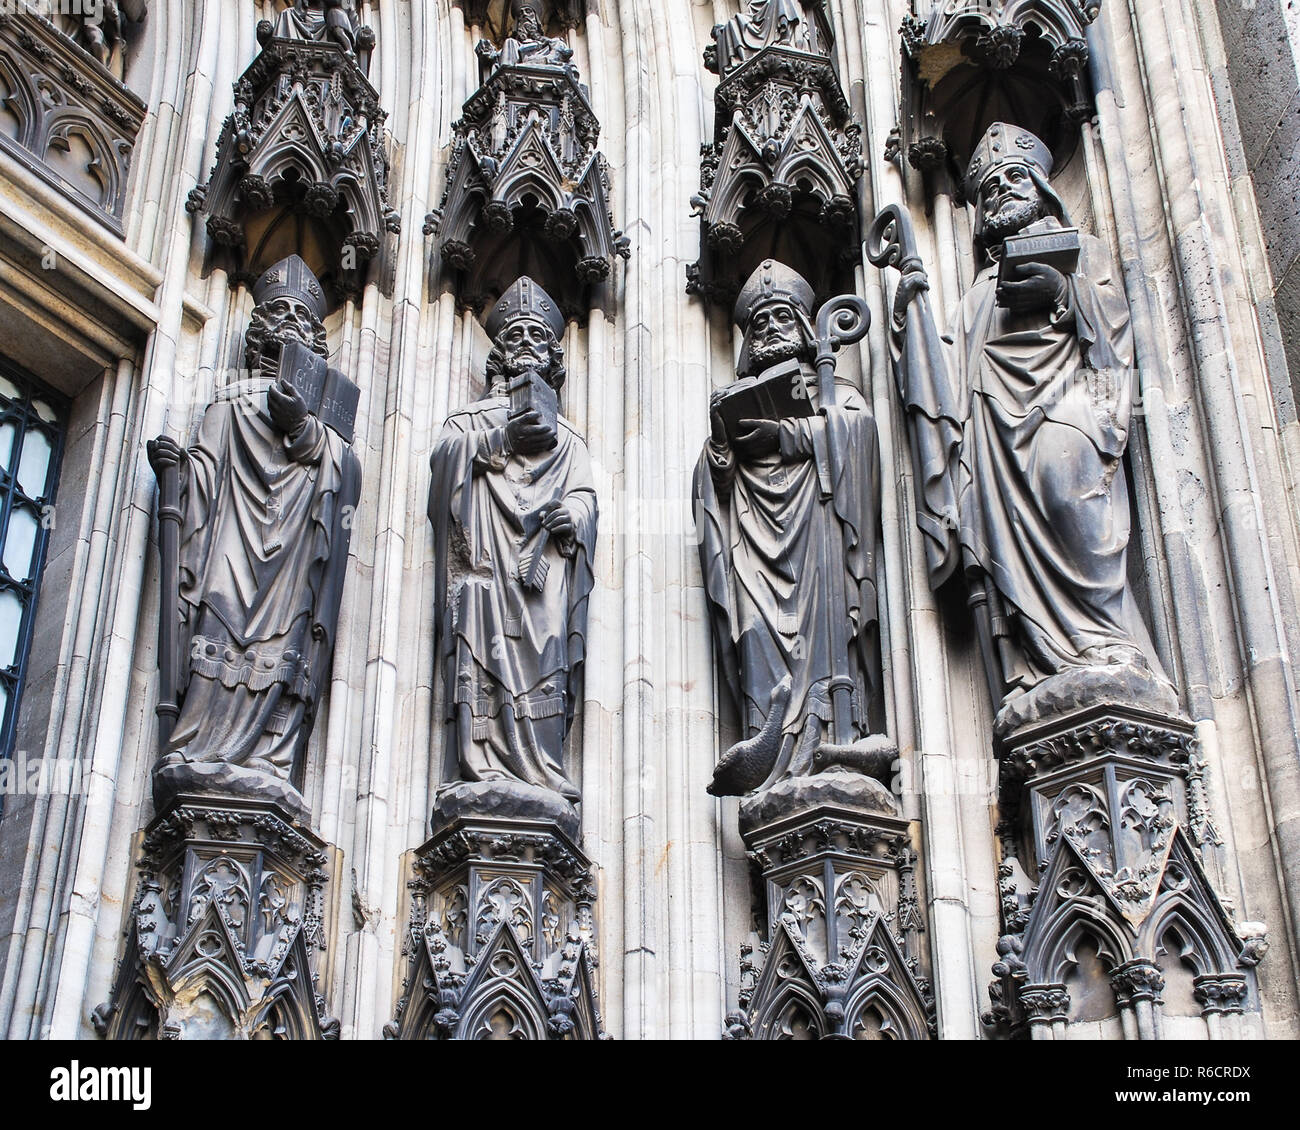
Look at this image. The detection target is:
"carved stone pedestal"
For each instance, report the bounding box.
[95,795,338,1040]
[386,793,604,1040]
[723,771,933,1040]
[986,692,1265,1040]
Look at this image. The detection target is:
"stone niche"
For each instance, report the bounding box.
[0,13,146,233]
[427,0,627,320]
[897,0,1100,195]
[186,9,399,303]
[688,1,863,308]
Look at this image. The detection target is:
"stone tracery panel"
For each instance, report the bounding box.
[0,13,145,231]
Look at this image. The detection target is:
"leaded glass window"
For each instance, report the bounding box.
[0,361,65,763]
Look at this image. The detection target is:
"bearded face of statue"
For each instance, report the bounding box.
[244,297,328,373]
[746,300,809,369]
[500,318,553,373]
[515,4,544,41]
[977,163,1047,245]
[486,317,567,391]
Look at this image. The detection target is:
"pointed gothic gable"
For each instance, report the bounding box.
[1137,829,1250,974]
[1019,821,1247,981]
[770,100,849,199]
[991,821,1257,1037]
[453,920,553,1040]
[742,912,932,1040]
[98,893,331,1041]
[493,117,569,210]
[1018,831,1138,986]
[428,56,628,319]
[387,915,603,1041]
[187,25,399,301]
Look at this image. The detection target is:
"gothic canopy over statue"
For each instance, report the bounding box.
[429,3,629,319]
[898,1,1101,190]
[690,1,863,306]
[187,4,397,300]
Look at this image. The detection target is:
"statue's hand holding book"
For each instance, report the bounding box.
[711,358,814,447]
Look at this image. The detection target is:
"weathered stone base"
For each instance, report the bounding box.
[94,795,337,1040]
[986,701,1265,1040]
[993,662,1182,743]
[724,773,933,1040]
[153,759,312,824]
[738,767,898,834]
[387,786,604,1040]
[431,778,580,840]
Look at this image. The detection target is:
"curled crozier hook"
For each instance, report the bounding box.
[866,203,920,271]
[815,294,871,355]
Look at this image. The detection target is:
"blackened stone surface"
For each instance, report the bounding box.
[993,661,1182,741]
[739,768,899,835]
[153,761,312,824]
[431,779,580,839]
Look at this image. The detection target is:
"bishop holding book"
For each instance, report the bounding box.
[694,260,884,798]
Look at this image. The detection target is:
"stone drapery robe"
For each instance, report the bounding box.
[694,370,879,783]
[274,1,353,44]
[892,224,1162,692]
[168,395,361,780]
[429,395,597,800]
[715,0,807,70]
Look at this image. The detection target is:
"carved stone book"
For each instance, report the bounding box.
[714,358,814,444]
[999,222,1081,281]
[277,339,360,443]
[508,369,559,450]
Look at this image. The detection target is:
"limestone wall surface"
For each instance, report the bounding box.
[0,0,1296,1040]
